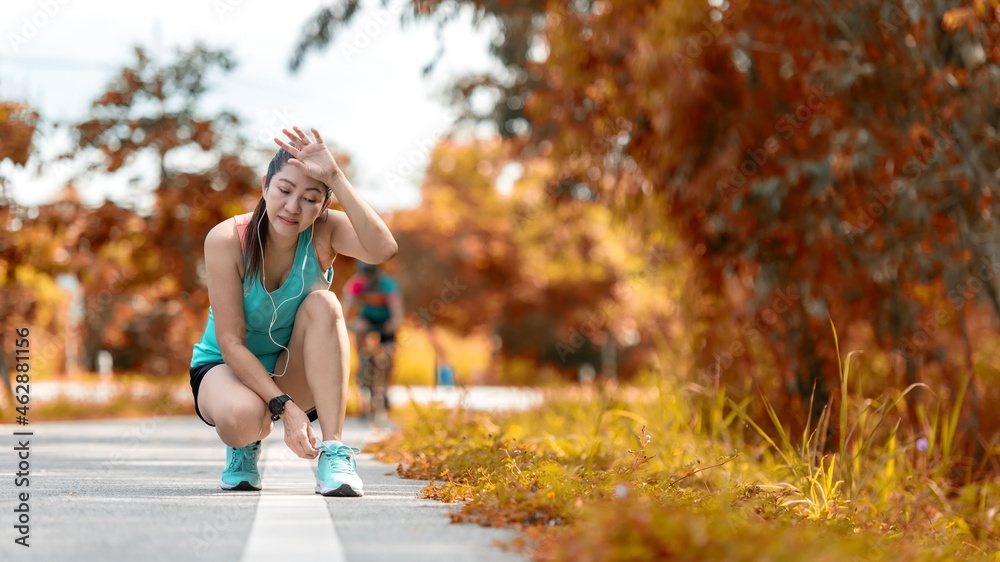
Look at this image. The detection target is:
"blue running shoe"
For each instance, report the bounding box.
[220,440,261,491]
[316,443,363,497]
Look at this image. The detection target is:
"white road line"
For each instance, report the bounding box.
[240,439,346,561]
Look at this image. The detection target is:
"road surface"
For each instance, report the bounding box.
[0,415,526,561]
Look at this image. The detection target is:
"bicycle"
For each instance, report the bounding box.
[356,330,391,421]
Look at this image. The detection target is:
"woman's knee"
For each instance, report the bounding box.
[300,290,344,324]
[215,398,270,445]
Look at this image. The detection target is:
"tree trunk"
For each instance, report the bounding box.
[956,303,984,472]
[790,297,830,446]
[600,335,617,381]
[796,325,829,423]
[890,280,922,408]
[0,324,10,396]
[81,294,117,371]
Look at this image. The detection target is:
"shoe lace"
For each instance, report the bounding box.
[228,441,261,472]
[319,444,361,473]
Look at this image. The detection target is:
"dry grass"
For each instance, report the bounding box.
[368,378,1000,561]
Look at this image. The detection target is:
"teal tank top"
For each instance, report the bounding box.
[190,213,335,372]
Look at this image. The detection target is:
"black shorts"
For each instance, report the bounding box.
[364,318,396,343]
[189,362,319,427]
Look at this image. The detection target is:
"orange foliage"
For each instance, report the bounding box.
[0,102,38,166]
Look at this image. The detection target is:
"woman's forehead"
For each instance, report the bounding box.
[274,166,323,189]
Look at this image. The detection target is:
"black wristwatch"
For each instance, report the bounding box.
[269,394,292,421]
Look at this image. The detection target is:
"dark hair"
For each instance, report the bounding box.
[242,145,332,287]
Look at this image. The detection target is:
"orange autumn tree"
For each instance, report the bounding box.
[523,0,1000,456]
[293,1,1000,454]
[0,102,40,330]
[391,139,679,381]
[64,45,264,375]
[0,101,48,386]
[0,102,37,167]
[0,105,88,386]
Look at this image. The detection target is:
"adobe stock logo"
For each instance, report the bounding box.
[256,107,296,146]
[415,278,467,326]
[716,84,833,201]
[671,0,750,68]
[6,0,73,53]
[701,287,800,379]
[213,0,245,20]
[341,0,407,63]
[383,108,459,195]
[894,255,1000,360]
[840,127,955,242]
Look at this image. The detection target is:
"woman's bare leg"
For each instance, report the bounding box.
[271,290,351,442]
[196,364,274,448]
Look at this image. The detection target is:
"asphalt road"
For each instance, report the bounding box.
[0,416,526,561]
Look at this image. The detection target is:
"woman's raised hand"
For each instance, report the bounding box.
[274,126,342,183]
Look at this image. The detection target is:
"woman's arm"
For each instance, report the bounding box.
[323,171,397,263]
[274,127,398,264]
[204,222,287,405]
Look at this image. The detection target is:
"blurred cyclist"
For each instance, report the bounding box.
[343,261,403,410]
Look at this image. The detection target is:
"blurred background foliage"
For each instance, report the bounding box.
[5,0,1000,478]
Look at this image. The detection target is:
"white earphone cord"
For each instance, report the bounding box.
[257,207,313,378]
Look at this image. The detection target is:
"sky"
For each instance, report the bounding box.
[0,0,500,213]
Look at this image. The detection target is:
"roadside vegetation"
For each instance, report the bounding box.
[369,344,1000,561]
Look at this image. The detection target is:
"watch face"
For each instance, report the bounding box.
[269,397,282,415]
